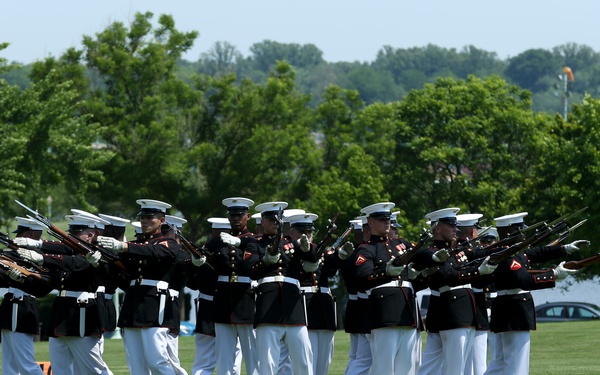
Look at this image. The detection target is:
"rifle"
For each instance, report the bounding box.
[314,212,339,258]
[0,232,19,251]
[463,208,587,268]
[0,255,54,285]
[329,224,353,254]
[392,223,436,267]
[528,253,600,275]
[14,199,128,272]
[268,208,284,256]
[545,219,587,246]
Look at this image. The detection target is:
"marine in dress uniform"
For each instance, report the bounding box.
[245,201,316,375]
[417,208,497,375]
[163,214,192,375]
[97,199,183,375]
[0,217,51,375]
[484,212,586,375]
[17,214,113,375]
[342,216,372,375]
[188,217,243,375]
[354,202,422,375]
[456,214,492,375]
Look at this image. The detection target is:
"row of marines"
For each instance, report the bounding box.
[0,197,588,375]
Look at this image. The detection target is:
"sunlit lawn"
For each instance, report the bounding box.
[23,320,600,374]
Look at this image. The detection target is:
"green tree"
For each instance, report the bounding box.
[505,49,557,91]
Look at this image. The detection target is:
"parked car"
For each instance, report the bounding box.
[535,301,600,322]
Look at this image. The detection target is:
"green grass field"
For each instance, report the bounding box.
[25,321,600,374]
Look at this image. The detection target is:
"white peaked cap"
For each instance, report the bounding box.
[390,211,402,228]
[136,199,171,215]
[65,214,99,229]
[255,201,289,216]
[251,212,262,224]
[165,215,187,229]
[494,212,528,227]
[131,221,143,234]
[288,213,318,229]
[361,202,395,218]
[222,197,254,213]
[71,209,111,229]
[350,219,363,230]
[479,226,499,239]
[208,217,231,229]
[425,207,460,224]
[14,216,44,232]
[357,215,368,225]
[456,213,483,227]
[98,213,130,227]
[283,209,306,223]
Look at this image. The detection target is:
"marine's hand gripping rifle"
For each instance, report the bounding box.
[14,199,127,272]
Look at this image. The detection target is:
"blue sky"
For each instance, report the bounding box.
[2,1,599,64]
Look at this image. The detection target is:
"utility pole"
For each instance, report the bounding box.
[557,66,574,120]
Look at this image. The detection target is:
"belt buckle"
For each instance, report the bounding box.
[230,275,238,283]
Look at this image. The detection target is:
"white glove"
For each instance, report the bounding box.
[407,262,421,280]
[17,249,44,266]
[192,255,207,267]
[338,242,354,260]
[554,261,578,281]
[302,260,320,272]
[85,251,102,268]
[8,268,25,283]
[220,232,241,247]
[13,237,42,250]
[300,234,310,252]
[478,256,498,275]
[97,236,125,252]
[564,240,590,254]
[386,258,405,276]
[263,250,280,266]
[432,249,450,263]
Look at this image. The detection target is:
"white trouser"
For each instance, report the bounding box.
[256,324,313,375]
[465,330,489,375]
[123,327,174,375]
[49,336,113,375]
[214,323,258,375]
[278,340,293,375]
[308,329,335,375]
[167,332,188,375]
[2,330,44,375]
[419,328,475,375]
[484,331,530,375]
[345,333,372,375]
[192,333,242,375]
[369,327,418,375]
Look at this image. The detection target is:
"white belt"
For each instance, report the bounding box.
[472,287,484,293]
[357,292,369,299]
[58,290,96,302]
[96,286,106,293]
[168,289,180,299]
[198,292,214,301]
[430,284,472,296]
[104,294,113,300]
[300,286,332,294]
[217,275,252,283]
[258,276,300,288]
[7,287,30,300]
[367,280,412,295]
[496,288,528,296]
[487,292,498,298]
[348,294,358,300]
[130,279,169,291]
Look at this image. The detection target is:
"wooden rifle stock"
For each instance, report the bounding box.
[0,232,20,251]
[529,253,600,274]
[0,255,54,285]
[329,225,353,253]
